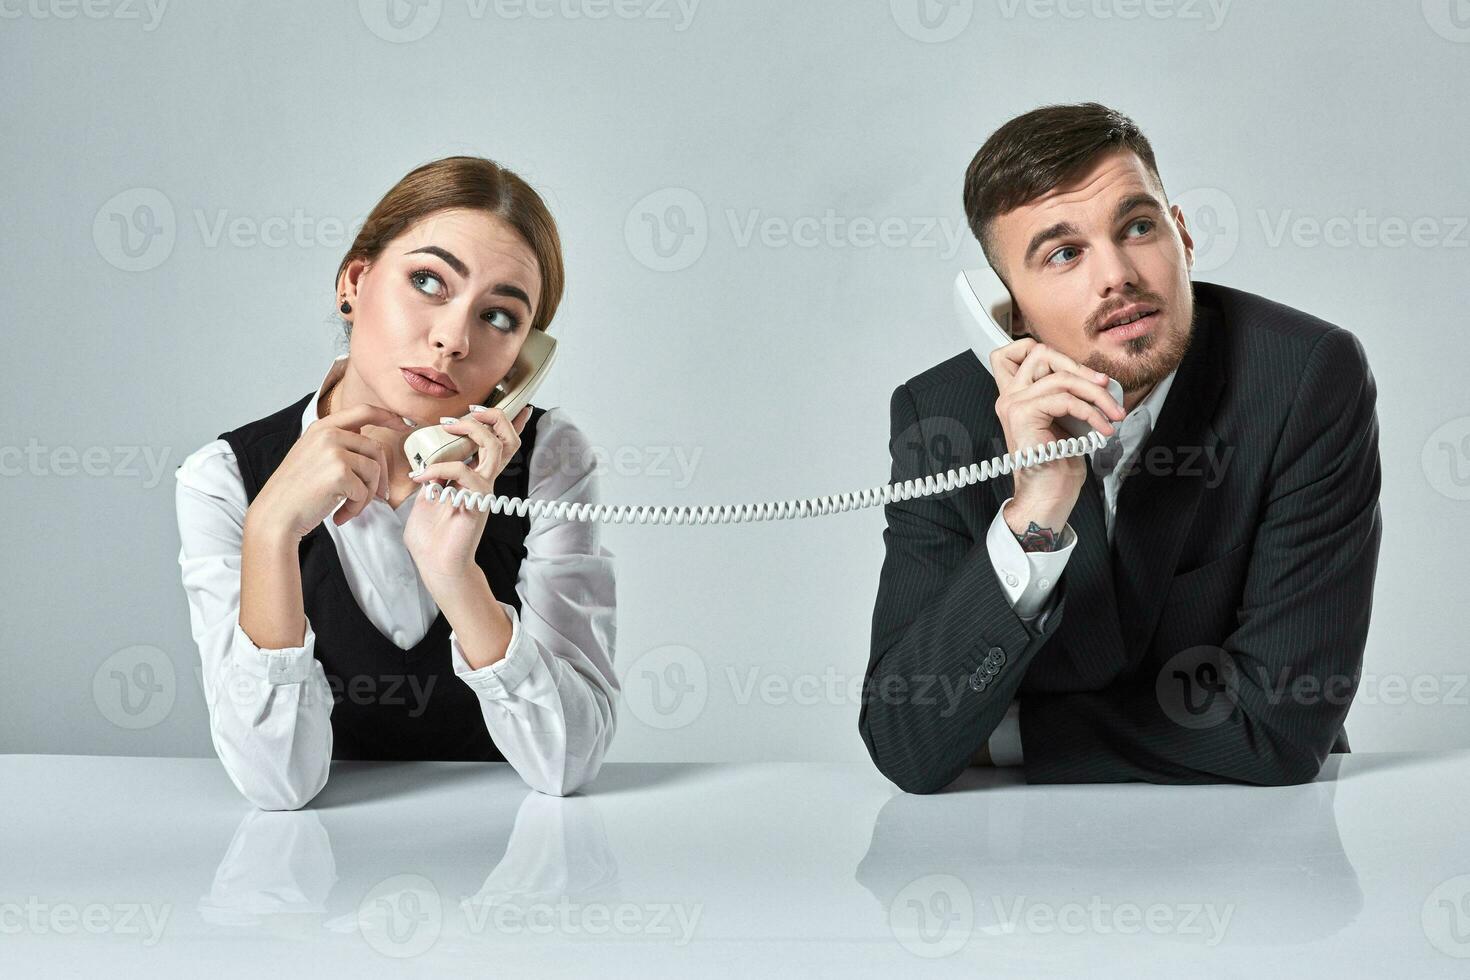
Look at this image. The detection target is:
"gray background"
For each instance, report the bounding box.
[3,0,1467,762]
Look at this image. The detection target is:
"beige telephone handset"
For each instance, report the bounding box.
[953,266,1122,444]
[409,273,1104,521]
[403,328,558,472]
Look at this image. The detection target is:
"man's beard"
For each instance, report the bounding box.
[1085,305,1195,396]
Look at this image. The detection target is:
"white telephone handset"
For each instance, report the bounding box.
[403,328,558,472]
[953,266,1122,443]
[412,275,1103,521]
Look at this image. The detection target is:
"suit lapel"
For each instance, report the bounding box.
[1111,300,1227,658]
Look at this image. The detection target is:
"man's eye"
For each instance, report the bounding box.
[1046,246,1080,266]
[409,269,444,296]
[1127,218,1154,236]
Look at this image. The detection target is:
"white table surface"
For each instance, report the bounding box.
[3,751,1468,977]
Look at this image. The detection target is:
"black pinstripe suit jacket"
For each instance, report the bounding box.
[860,279,1382,793]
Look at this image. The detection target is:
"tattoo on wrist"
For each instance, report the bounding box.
[1015,521,1060,553]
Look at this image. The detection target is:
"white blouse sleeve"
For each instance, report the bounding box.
[174,440,334,811]
[448,407,620,797]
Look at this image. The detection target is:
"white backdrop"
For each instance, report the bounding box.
[3,0,1467,762]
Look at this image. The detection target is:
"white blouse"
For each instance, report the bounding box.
[174,356,618,808]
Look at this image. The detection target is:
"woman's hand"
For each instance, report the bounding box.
[403,404,533,586]
[248,403,414,542]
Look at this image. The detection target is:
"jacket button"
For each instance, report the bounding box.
[986,646,1007,668]
[969,669,986,692]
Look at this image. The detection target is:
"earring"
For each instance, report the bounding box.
[340,300,352,314]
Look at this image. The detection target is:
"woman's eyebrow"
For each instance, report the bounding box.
[405,244,470,278]
[405,244,532,310]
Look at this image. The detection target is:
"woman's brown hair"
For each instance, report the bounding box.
[335,155,564,335]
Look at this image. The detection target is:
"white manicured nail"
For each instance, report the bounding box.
[439,416,458,425]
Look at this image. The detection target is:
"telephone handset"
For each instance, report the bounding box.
[411,273,1102,521]
[403,328,558,472]
[953,266,1122,444]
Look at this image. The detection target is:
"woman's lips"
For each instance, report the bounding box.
[401,368,458,397]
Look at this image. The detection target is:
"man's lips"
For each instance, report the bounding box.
[1098,303,1160,332]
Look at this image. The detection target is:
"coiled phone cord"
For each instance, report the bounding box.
[420,429,1107,525]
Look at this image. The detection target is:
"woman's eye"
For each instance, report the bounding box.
[1046,246,1080,267]
[409,269,444,296]
[484,309,518,333]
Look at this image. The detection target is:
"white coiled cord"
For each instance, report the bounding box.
[421,430,1107,525]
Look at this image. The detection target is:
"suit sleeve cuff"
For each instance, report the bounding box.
[986,497,1077,618]
[450,601,538,699]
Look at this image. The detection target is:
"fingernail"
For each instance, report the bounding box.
[409,467,423,478]
[470,404,488,413]
[439,416,458,425]
[400,416,417,427]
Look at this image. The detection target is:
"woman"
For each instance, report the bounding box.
[174,157,617,809]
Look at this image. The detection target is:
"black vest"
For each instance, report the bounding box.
[220,393,547,762]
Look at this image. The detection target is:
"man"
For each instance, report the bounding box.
[860,102,1382,794]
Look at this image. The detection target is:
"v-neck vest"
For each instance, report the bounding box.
[219,393,546,761]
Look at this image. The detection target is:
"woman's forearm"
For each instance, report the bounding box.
[430,569,513,670]
[239,511,307,650]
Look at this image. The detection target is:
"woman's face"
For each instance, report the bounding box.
[338,207,542,426]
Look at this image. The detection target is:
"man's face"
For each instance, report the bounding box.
[988,149,1195,400]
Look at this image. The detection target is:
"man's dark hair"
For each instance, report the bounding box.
[962,102,1165,280]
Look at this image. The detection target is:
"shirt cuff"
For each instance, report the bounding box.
[450,601,538,699]
[231,619,317,685]
[986,496,1077,618]
[988,701,1024,766]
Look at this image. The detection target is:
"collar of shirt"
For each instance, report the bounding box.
[1090,363,1179,482]
[300,353,351,435]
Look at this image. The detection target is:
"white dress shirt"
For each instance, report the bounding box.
[983,366,1179,765]
[174,355,618,807]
